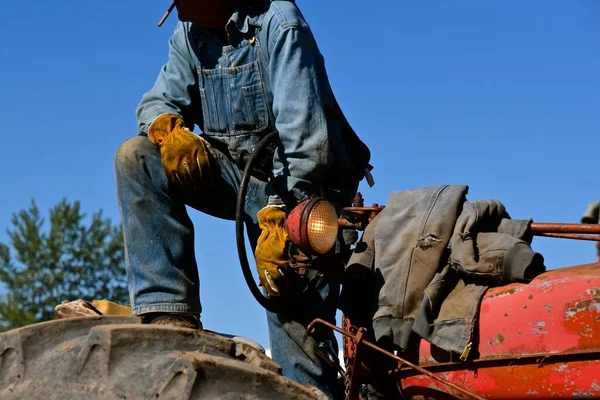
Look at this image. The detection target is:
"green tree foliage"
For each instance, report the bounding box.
[0,199,128,332]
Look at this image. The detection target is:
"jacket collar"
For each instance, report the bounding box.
[226,2,268,44]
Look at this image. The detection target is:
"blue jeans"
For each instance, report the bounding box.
[115,135,339,398]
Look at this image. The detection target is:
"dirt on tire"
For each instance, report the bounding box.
[0,316,327,399]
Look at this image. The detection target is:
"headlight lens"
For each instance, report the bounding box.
[307,200,338,254]
[285,198,339,255]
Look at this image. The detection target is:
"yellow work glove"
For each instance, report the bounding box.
[148,113,218,192]
[255,206,292,297]
[92,299,132,316]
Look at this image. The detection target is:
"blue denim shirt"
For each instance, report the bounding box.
[136,1,370,203]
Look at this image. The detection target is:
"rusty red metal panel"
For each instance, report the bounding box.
[403,362,600,399]
[401,263,600,399]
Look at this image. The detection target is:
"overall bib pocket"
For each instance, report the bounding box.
[199,61,269,136]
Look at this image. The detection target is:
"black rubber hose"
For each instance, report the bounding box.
[235,131,285,314]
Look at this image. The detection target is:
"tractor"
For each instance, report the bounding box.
[1,132,599,399]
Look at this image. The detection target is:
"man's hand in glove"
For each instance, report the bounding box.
[148,113,218,192]
[255,205,293,297]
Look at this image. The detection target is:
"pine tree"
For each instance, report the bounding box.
[0,199,128,332]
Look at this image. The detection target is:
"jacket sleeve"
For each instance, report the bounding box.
[136,22,200,135]
[263,22,335,202]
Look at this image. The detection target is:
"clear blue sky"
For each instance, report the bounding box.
[0,1,598,348]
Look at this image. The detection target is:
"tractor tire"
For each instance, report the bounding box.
[0,316,328,400]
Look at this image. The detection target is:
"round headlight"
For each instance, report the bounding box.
[285,198,339,255]
[307,200,339,254]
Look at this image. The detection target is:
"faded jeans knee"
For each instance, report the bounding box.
[115,136,159,178]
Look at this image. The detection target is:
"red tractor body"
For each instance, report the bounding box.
[399,262,600,399]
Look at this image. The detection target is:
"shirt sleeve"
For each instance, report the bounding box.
[266,25,335,202]
[136,22,200,135]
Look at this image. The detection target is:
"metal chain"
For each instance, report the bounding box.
[342,316,356,400]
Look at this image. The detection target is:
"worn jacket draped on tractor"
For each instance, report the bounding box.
[341,185,546,355]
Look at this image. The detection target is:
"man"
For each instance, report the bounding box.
[582,201,600,225]
[581,201,600,262]
[114,0,371,397]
